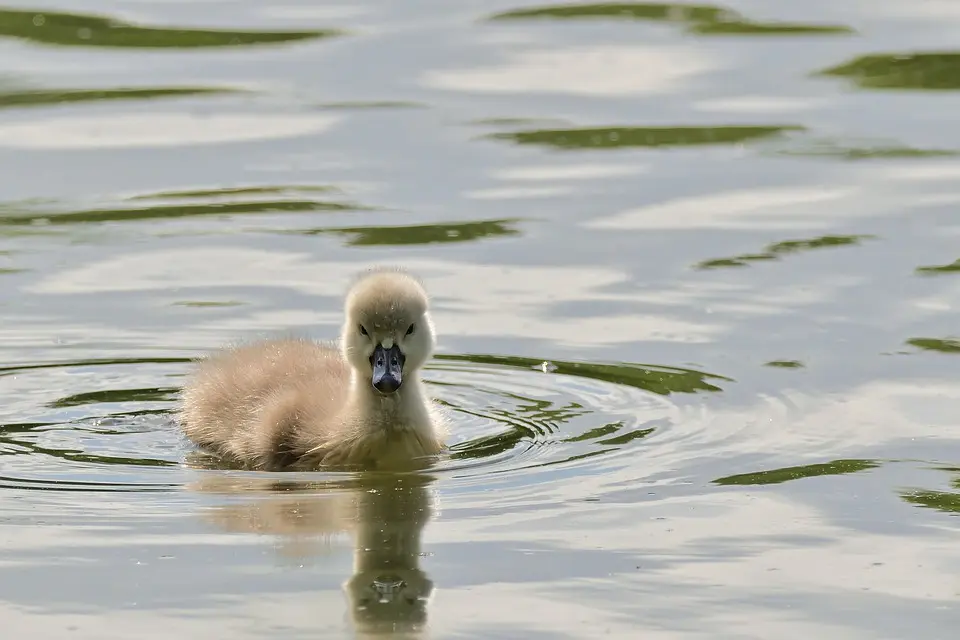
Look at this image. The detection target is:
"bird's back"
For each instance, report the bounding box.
[178,337,350,467]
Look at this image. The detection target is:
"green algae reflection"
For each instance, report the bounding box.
[488,125,802,151]
[292,219,521,247]
[0,356,192,378]
[903,489,960,514]
[563,422,655,445]
[0,185,363,227]
[489,3,853,36]
[696,234,873,270]
[764,360,804,369]
[51,386,179,409]
[916,258,960,275]
[820,52,960,91]
[434,351,722,465]
[714,459,878,486]
[129,185,337,201]
[0,421,178,469]
[0,86,237,110]
[772,137,957,160]
[0,7,339,49]
[452,422,658,465]
[906,337,960,354]
[902,469,960,515]
[434,353,730,395]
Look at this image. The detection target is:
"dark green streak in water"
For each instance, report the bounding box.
[435,353,730,395]
[293,219,521,246]
[130,185,338,201]
[102,408,172,420]
[514,448,613,471]
[596,427,655,446]
[0,86,236,109]
[0,7,339,49]
[0,421,53,434]
[916,259,960,275]
[764,360,804,369]
[714,459,879,486]
[0,199,361,226]
[768,235,873,255]
[562,421,656,445]
[564,422,622,442]
[697,234,873,270]
[774,138,957,160]
[0,441,177,468]
[50,386,180,408]
[819,52,960,91]
[0,475,177,492]
[490,3,732,22]
[489,3,853,36]
[901,467,960,514]
[902,476,960,514]
[0,356,192,377]
[690,22,851,35]
[0,423,177,468]
[697,255,774,269]
[446,395,579,451]
[448,424,534,460]
[906,337,960,354]
[487,125,803,150]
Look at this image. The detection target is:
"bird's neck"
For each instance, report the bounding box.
[350,371,432,429]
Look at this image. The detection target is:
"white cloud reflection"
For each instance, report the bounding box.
[28,249,724,346]
[423,45,720,96]
[0,113,339,150]
[586,186,858,231]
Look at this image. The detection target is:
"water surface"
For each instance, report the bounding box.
[2,1,960,638]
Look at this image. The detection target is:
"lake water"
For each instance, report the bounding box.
[2,1,960,637]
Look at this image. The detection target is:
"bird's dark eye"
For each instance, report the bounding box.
[406,324,416,336]
[359,325,368,336]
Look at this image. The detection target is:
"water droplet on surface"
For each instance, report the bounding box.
[535,361,557,373]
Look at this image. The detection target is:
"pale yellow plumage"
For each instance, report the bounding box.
[177,268,447,470]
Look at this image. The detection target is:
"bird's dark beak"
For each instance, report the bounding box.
[371,344,404,394]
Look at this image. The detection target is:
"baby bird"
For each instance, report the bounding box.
[177,268,447,470]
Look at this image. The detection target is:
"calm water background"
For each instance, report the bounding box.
[1,1,960,637]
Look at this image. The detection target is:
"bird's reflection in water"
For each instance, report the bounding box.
[189,469,437,638]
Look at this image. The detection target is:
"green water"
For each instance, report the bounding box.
[1,1,960,637]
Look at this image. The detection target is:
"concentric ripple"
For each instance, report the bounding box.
[0,353,730,491]
[0,356,190,492]
[428,354,727,478]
